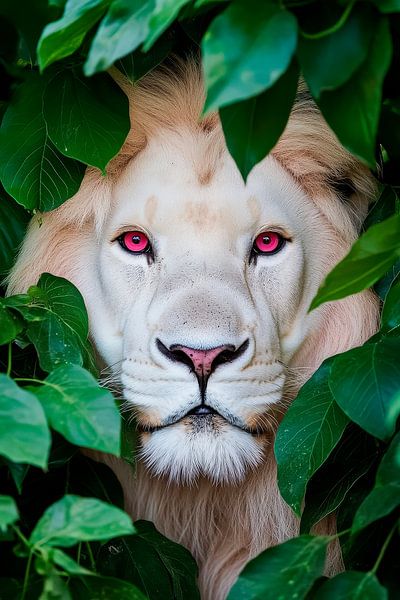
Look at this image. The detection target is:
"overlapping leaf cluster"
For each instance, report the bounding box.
[1,0,400,598]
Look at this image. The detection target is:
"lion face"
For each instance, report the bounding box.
[10,67,375,484]
[79,130,343,483]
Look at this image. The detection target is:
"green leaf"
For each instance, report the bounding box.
[275,361,348,516]
[30,495,135,548]
[8,273,93,372]
[310,214,400,310]
[69,575,147,599]
[372,0,400,13]
[313,571,388,599]
[50,548,93,575]
[0,495,18,530]
[84,0,154,75]
[316,17,392,166]
[0,188,30,277]
[114,33,173,83]
[202,0,297,112]
[37,0,111,71]
[329,338,400,440]
[220,60,299,180]
[0,374,50,468]
[228,535,328,600]
[44,68,130,172]
[0,300,23,345]
[381,279,400,334]
[298,5,374,98]
[98,521,200,600]
[0,73,85,211]
[4,459,30,493]
[352,431,400,532]
[300,427,378,533]
[40,570,72,600]
[33,365,121,455]
[143,0,191,51]
[364,186,399,231]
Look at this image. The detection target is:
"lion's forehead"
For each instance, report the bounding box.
[109,141,314,242]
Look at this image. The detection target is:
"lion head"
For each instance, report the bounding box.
[8,62,379,487]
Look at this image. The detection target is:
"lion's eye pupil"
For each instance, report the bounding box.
[253,231,285,256]
[119,231,151,254]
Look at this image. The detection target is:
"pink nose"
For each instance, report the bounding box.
[171,345,234,378]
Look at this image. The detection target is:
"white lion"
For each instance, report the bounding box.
[9,62,379,599]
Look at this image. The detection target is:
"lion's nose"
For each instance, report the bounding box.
[156,339,249,382]
[170,345,234,378]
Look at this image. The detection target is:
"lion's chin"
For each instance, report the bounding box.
[139,416,265,485]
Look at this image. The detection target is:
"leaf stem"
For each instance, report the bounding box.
[14,377,43,385]
[300,0,355,40]
[371,521,398,574]
[6,342,12,377]
[12,525,31,549]
[86,541,96,572]
[21,550,33,600]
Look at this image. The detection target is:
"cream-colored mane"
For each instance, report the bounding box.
[8,62,379,599]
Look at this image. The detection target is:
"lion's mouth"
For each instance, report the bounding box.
[138,404,263,435]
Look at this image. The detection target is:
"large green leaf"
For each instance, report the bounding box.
[144,0,191,51]
[44,69,130,172]
[352,431,400,532]
[202,0,297,112]
[329,338,400,440]
[33,365,120,455]
[98,521,200,600]
[0,495,18,530]
[0,188,30,277]
[0,74,85,211]
[316,17,392,166]
[300,427,378,533]
[381,278,400,334]
[0,300,23,345]
[275,361,348,516]
[298,5,374,98]
[7,273,93,372]
[30,495,135,548]
[313,571,388,599]
[220,60,299,180]
[84,0,154,76]
[69,575,147,599]
[0,374,50,468]
[37,0,111,71]
[228,535,328,600]
[310,214,400,310]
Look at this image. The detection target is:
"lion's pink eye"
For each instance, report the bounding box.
[119,231,150,253]
[253,231,284,255]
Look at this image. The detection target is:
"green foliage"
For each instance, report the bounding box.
[0,73,85,211]
[29,495,134,547]
[1,0,400,598]
[98,521,200,599]
[311,212,400,309]
[202,0,297,112]
[228,535,329,600]
[43,68,130,171]
[275,361,349,515]
[0,495,18,529]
